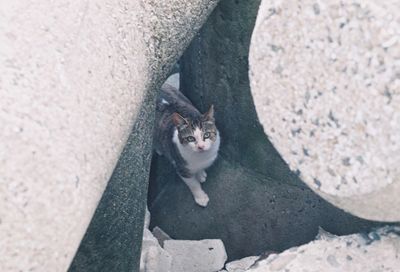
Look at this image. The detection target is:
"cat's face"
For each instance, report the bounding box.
[172,105,217,152]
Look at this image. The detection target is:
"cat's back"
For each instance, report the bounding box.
[160,83,190,105]
[154,83,198,157]
[157,83,200,117]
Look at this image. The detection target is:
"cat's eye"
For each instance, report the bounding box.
[204,132,211,139]
[186,136,196,142]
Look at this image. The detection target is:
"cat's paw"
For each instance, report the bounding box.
[197,171,207,183]
[194,192,209,207]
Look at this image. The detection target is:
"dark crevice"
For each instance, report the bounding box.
[147,0,389,262]
[69,89,157,272]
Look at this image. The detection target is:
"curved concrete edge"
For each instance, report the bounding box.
[319,180,400,222]
[249,0,400,222]
[248,226,400,272]
[0,0,219,271]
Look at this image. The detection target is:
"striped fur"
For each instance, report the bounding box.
[154,82,220,207]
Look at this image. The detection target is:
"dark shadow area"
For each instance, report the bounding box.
[68,90,156,272]
[148,0,386,261]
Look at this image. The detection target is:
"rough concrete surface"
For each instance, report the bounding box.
[140,228,173,272]
[0,0,219,271]
[152,226,172,247]
[149,0,385,262]
[140,209,227,272]
[249,0,400,221]
[248,226,400,272]
[164,239,227,272]
[68,91,156,272]
[140,208,174,272]
[225,256,259,272]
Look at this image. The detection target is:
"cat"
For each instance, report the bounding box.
[154,80,220,207]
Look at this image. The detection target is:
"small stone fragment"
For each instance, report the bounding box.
[152,226,172,247]
[247,227,400,272]
[140,229,173,272]
[316,227,337,241]
[225,256,259,272]
[164,239,227,272]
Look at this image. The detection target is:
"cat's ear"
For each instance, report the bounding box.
[172,113,188,127]
[203,105,214,121]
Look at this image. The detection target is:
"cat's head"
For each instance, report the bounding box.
[172,105,218,152]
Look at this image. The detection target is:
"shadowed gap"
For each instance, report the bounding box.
[148,0,386,261]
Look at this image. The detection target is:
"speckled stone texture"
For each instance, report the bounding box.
[149,0,384,263]
[164,239,227,272]
[249,0,400,221]
[248,226,400,272]
[140,209,173,272]
[0,0,218,271]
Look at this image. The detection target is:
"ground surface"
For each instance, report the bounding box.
[148,0,385,261]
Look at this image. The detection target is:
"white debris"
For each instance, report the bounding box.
[164,239,228,272]
[315,226,336,241]
[140,228,173,272]
[141,208,228,272]
[160,98,170,105]
[247,227,400,272]
[140,207,172,272]
[152,226,172,247]
[144,206,151,229]
[225,256,259,272]
[165,73,180,90]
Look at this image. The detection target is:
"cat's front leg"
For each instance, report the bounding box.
[179,175,209,207]
[196,170,207,183]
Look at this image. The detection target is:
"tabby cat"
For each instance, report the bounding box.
[154,80,220,207]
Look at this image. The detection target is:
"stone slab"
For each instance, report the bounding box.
[226,256,259,272]
[140,228,173,272]
[249,0,400,221]
[164,239,227,272]
[0,0,220,271]
[149,0,386,263]
[248,226,400,272]
[152,226,172,247]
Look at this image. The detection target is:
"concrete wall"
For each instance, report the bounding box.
[249,0,400,222]
[0,0,219,271]
[249,226,400,272]
[149,0,384,262]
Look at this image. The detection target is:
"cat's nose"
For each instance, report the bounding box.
[198,144,205,150]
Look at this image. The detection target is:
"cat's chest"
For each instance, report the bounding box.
[180,148,218,172]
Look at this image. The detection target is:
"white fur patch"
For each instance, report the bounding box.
[165,73,180,89]
[193,128,206,150]
[161,98,169,105]
[173,129,220,174]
